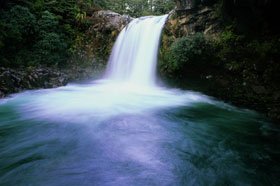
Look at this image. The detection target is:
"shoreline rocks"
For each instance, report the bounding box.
[0,67,68,97]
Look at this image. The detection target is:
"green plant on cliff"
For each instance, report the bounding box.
[0,5,37,67]
[216,27,280,75]
[0,0,99,68]
[163,33,214,74]
[32,11,68,66]
[104,0,175,17]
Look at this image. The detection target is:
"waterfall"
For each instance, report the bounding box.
[1,12,277,186]
[2,14,212,121]
[105,15,168,87]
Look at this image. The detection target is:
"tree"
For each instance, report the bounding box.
[104,0,175,16]
[0,5,37,66]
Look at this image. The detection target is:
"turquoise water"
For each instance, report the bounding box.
[0,82,279,186]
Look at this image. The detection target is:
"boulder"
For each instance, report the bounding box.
[93,10,133,32]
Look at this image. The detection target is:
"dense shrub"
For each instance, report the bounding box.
[0,5,37,67]
[216,28,280,74]
[104,0,175,17]
[163,33,215,74]
[161,27,279,83]
[32,11,68,66]
[0,1,95,68]
[32,32,68,66]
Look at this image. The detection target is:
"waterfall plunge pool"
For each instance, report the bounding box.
[1,14,280,185]
[0,81,279,185]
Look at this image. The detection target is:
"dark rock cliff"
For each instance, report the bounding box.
[160,2,280,123]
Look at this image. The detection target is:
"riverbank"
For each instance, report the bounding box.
[0,64,106,98]
[0,9,130,98]
[159,3,280,124]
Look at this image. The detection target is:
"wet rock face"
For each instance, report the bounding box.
[0,64,105,98]
[0,67,68,97]
[165,5,221,38]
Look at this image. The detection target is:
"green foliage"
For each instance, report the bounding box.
[1,5,36,41]
[33,32,68,66]
[0,0,97,68]
[104,0,175,17]
[152,0,175,15]
[216,29,242,67]
[161,26,272,78]
[0,5,37,66]
[92,0,108,8]
[0,0,175,68]
[215,27,279,73]
[164,33,214,73]
[37,10,59,32]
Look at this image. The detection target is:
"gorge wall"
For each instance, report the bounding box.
[160,1,280,123]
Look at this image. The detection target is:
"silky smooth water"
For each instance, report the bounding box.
[105,15,168,86]
[0,15,280,185]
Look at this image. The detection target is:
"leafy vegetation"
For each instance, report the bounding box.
[161,33,215,75]
[161,27,280,78]
[100,0,175,17]
[0,0,96,68]
[0,0,175,68]
[216,28,280,74]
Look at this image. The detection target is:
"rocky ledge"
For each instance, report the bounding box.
[0,67,68,98]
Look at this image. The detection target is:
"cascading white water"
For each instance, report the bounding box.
[1,14,213,121]
[105,15,168,87]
